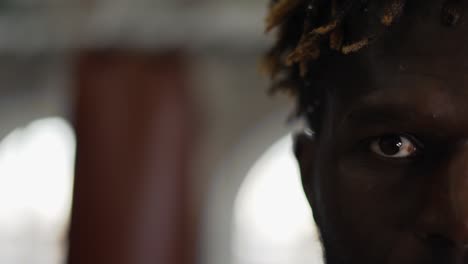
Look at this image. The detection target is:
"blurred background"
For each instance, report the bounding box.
[0,1,322,263]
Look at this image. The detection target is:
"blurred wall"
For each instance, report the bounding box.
[0,1,295,264]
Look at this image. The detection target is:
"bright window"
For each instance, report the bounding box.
[0,117,75,263]
[233,135,323,264]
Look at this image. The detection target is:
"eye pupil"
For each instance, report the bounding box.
[379,135,403,156]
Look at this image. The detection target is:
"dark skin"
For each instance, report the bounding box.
[295,3,468,264]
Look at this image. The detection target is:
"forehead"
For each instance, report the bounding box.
[328,4,468,126]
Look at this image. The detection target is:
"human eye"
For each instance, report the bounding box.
[369,134,421,159]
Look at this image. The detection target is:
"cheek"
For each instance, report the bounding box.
[337,155,426,228]
[316,153,429,261]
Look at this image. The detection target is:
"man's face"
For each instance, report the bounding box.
[296,5,468,264]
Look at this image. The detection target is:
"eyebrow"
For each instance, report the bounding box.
[340,104,440,130]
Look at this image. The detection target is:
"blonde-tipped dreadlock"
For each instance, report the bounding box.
[263,0,463,130]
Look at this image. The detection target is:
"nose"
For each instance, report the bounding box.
[418,145,468,250]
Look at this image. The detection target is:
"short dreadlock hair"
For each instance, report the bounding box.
[264,0,464,131]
